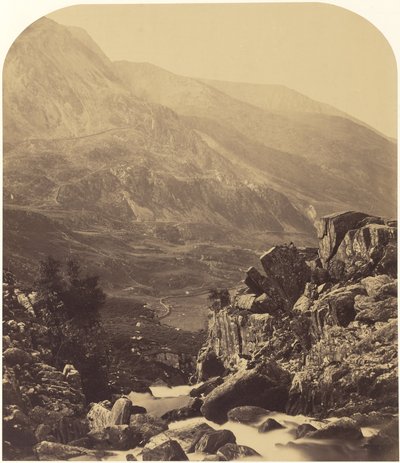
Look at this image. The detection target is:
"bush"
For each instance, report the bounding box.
[36,256,106,322]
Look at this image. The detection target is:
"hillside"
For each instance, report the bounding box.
[115,61,396,218]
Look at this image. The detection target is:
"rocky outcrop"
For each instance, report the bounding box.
[196,211,398,423]
[2,278,90,460]
[316,211,396,280]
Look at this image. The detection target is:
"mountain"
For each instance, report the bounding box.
[3,17,317,296]
[114,61,396,218]
[3,17,396,299]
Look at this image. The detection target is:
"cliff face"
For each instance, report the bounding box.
[197,211,397,418]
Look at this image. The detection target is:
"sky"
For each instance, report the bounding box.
[44,3,396,138]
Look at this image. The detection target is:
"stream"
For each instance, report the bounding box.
[101,384,380,461]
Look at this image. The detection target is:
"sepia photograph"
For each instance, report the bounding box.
[2,1,398,461]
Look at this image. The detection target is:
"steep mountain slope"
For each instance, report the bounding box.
[115,61,396,218]
[3,17,316,295]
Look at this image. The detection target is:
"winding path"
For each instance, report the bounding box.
[158,289,211,320]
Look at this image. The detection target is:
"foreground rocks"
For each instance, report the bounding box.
[196,211,398,427]
[34,441,100,461]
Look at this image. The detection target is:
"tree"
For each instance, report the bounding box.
[37,256,64,296]
[36,256,106,322]
[208,287,230,309]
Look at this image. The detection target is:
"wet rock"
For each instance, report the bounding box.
[126,453,137,461]
[201,363,290,424]
[161,397,203,422]
[110,397,133,425]
[87,402,111,431]
[202,453,226,461]
[3,347,32,366]
[34,441,97,460]
[129,413,168,444]
[308,418,363,440]
[363,417,399,460]
[195,429,236,454]
[258,418,284,433]
[182,423,215,452]
[217,443,260,460]
[131,405,147,415]
[295,423,317,439]
[227,406,270,425]
[190,377,224,398]
[106,425,140,450]
[142,439,189,461]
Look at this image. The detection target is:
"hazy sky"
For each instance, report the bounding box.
[48,3,397,138]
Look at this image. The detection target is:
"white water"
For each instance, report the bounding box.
[103,384,378,461]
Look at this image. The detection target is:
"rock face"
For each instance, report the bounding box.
[196,212,398,421]
[200,363,290,423]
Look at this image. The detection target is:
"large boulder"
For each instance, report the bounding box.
[295,423,317,439]
[87,402,111,431]
[190,377,224,398]
[106,425,140,450]
[316,212,397,280]
[142,440,188,461]
[316,212,371,265]
[161,397,203,422]
[259,245,315,308]
[34,441,98,460]
[195,429,236,454]
[217,443,260,460]
[167,423,214,452]
[109,397,133,425]
[258,418,284,433]
[200,363,290,424]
